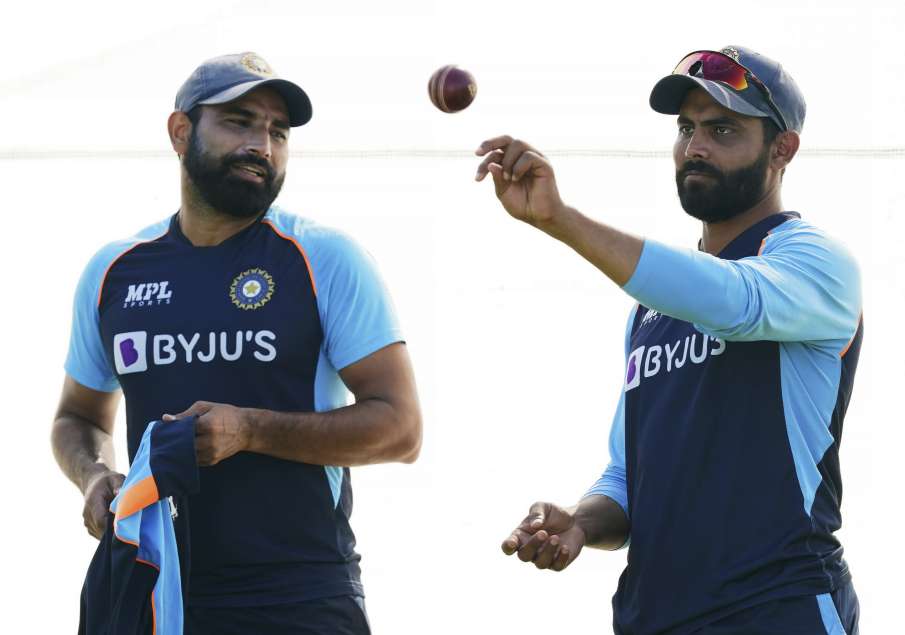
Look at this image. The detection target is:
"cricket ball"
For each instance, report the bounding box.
[428,65,477,113]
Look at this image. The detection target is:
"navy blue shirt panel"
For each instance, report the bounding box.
[97,215,322,458]
[605,214,861,634]
[67,208,403,607]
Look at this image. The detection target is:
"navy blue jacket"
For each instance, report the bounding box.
[80,417,198,634]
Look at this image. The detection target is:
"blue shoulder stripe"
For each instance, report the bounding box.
[263,206,403,371]
[64,218,170,391]
[584,303,638,519]
[623,218,861,349]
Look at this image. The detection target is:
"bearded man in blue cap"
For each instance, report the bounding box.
[54,52,422,634]
[477,46,861,634]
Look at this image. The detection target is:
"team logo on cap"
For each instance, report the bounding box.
[720,47,740,62]
[240,53,274,77]
[230,268,275,310]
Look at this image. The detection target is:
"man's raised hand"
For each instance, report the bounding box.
[475,136,566,228]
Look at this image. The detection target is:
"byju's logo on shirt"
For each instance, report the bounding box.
[624,333,726,391]
[123,281,173,308]
[112,329,277,375]
[113,332,148,374]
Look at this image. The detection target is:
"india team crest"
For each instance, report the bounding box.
[240,53,274,77]
[230,268,275,310]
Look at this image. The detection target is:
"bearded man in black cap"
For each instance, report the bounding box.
[54,52,422,634]
[478,46,861,634]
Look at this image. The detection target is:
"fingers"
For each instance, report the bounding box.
[501,527,533,555]
[525,501,548,531]
[475,136,544,180]
[503,501,550,555]
[163,401,211,422]
[515,529,580,572]
[516,529,550,563]
[551,543,573,572]
[193,413,222,466]
[193,406,244,466]
[110,473,125,498]
[475,156,510,199]
[193,410,212,433]
[510,151,547,182]
[194,438,213,466]
[475,135,514,157]
[194,425,215,466]
[83,474,121,540]
[497,141,531,181]
[83,501,104,539]
[532,533,561,569]
[474,149,504,182]
[502,502,583,572]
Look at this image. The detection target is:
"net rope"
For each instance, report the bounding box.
[2,147,903,160]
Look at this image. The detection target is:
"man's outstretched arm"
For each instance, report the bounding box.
[475,136,860,346]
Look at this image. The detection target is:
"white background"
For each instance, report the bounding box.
[1,0,903,632]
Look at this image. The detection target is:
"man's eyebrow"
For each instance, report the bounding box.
[221,106,256,118]
[677,115,743,127]
[221,106,290,130]
[701,116,742,127]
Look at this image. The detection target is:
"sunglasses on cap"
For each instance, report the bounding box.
[673,50,789,132]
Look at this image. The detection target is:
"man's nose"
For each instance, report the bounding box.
[244,127,272,160]
[684,130,710,160]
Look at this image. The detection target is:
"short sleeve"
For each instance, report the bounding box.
[64,251,120,392]
[308,231,404,371]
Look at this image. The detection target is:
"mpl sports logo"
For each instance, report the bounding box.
[624,333,726,391]
[113,329,277,375]
[123,281,173,308]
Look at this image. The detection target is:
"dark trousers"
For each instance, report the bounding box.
[184,595,371,635]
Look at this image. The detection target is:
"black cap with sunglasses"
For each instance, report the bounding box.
[649,46,806,133]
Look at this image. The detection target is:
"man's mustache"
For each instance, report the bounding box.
[223,154,275,183]
[678,161,722,180]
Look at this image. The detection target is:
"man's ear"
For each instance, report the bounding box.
[772,130,800,171]
[168,110,193,158]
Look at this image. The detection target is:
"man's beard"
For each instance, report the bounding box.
[183,130,285,219]
[676,149,770,223]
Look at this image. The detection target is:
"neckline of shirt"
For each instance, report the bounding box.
[709,211,801,261]
[168,208,272,249]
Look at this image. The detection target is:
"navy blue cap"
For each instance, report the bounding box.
[175,52,312,127]
[649,46,806,133]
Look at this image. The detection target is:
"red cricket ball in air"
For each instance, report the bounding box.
[428,65,477,113]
